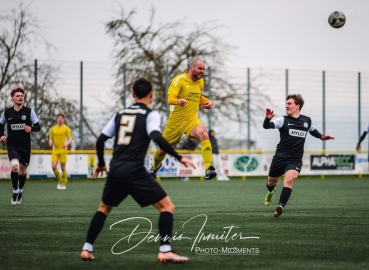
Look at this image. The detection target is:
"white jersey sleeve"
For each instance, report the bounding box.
[30,109,39,124]
[146,111,161,136]
[101,114,117,138]
[0,111,6,124]
[365,122,369,133]
[271,116,284,129]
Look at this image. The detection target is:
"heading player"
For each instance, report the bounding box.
[149,59,217,180]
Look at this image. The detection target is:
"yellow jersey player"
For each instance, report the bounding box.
[49,114,72,190]
[150,59,217,180]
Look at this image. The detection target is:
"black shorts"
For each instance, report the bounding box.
[102,167,167,207]
[268,155,302,177]
[7,146,31,166]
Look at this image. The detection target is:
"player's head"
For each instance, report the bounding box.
[11,87,25,106]
[286,94,304,115]
[188,58,205,81]
[56,113,65,125]
[209,129,215,137]
[132,78,153,101]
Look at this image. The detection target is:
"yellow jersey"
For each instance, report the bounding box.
[49,124,72,153]
[167,72,204,124]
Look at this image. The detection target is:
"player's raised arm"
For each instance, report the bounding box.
[263,108,276,129]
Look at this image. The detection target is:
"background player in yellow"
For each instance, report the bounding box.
[150,59,217,179]
[49,114,72,190]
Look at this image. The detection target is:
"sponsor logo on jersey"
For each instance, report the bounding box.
[22,115,26,120]
[118,108,147,114]
[187,92,201,102]
[289,129,307,138]
[11,123,25,130]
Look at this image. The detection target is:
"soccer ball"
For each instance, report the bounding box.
[328,11,346,28]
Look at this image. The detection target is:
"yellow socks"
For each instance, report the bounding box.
[153,150,166,170]
[61,171,68,186]
[200,140,212,170]
[53,169,61,182]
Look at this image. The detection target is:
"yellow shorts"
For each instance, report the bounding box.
[162,118,202,145]
[51,152,68,163]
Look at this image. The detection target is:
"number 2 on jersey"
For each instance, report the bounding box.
[117,115,136,145]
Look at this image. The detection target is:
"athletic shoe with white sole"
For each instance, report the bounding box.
[205,166,217,180]
[81,250,95,261]
[158,250,189,263]
[11,193,18,206]
[17,192,22,205]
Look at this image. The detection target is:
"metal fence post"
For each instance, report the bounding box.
[285,69,289,97]
[247,68,251,150]
[80,61,84,150]
[322,71,326,151]
[207,66,212,131]
[358,72,361,140]
[123,63,126,109]
[33,59,38,149]
[165,65,170,116]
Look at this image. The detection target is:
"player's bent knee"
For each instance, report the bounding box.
[98,202,113,216]
[284,177,295,188]
[10,159,19,172]
[163,203,175,214]
[200,131,209,141]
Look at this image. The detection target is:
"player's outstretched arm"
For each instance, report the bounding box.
[356,132,367,152]
[321,134,335,140]
[150,130,196,169]
[263,108,276,129]
[179,156,196,168]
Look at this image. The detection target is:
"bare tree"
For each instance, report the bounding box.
[106,7,271,128]
[0,4,97,149]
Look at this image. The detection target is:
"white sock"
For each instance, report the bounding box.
[19,188,23,193]
[159,244,172,252]
[82,242,93,252]
[13,189,19,194]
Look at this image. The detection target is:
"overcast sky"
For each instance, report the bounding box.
[2,0,369,71]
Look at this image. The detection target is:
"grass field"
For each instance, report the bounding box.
[0,176,368,270]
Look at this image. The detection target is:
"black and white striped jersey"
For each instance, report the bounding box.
[101,103,161,176]
[271,114,315,160]
[0,106,39,150]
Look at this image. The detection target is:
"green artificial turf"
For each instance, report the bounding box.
[0,177,368,270]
